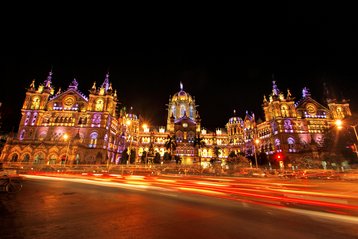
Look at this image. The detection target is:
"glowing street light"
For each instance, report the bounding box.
[335,119,343,130]
[63,133,71,165]
[335,119,358,157]
[142,123,149,133]
[350,124,358,157]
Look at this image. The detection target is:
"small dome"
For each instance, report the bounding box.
[228,116,243,124]
[126,113,138,120]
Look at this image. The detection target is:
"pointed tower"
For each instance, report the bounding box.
[19,70,55,140]
[88,72,118,116]
[263,80,297,121]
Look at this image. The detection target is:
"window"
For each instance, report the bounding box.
[90,132,98,148]
[95,99,104,111]
[288,137,296,152]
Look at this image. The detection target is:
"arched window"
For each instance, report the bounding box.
[31,112,38,125]
[284,119,292,130]
[281,105,289,117]
[95,99,104,111]
[19,130,25,140]
[25,112,31,125]
[31,97,40,109]
[92,114,101,125]
[275,138,281,151]
[22,154,30,162]
[90,132,98,148]
[288,137,296,152]
[10,153,19,162]
[171,106,176,118]
[176,131,183,142]
[180,104,185,117]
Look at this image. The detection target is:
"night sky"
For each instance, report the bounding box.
[1,5,357,132]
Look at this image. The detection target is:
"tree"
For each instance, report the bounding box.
[130,149,136,164]
[213,146,221,159]
[163,152,171,163]
[193,134,206,164]
[164,135,177,160]
[120,149,129,164]
[141,151,147,164]
[153,152,161,164]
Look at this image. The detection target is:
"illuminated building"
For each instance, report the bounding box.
[1,71,120,164]
[0,73,352,165]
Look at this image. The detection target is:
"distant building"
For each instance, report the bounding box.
[0,72,352,165]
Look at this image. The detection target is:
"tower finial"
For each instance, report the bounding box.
[302,87,311,98]
[272,80,279,96]
[102,72,110,92]
[69,78,79,89]
[233,109,236,115]
[44,70,53,88]
[180,82,183,90]
[30,79,36,89]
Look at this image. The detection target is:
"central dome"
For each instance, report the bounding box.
[171,82,193,102]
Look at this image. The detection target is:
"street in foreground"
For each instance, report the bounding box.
[1,176,358,239]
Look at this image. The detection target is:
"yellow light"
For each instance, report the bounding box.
[142,123,147,129]
[335,119,343,130]
[126,119,131,126]
[255,139,260,144]
[63,134,68,140]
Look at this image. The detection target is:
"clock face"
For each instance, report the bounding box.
[306,103,317,115]
[182,123,188,128]
[63,96,75,108]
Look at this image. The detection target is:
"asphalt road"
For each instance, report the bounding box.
[1,178,357,239]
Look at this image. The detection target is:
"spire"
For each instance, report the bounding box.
[92,81,96,89]
[29,79,36,90]
[287,89,292,99]
[69,78,79,90]
[302,87,311,98]
[272,80,279,96]
[233,109,236,115]
[195,110,200,119]
[44,70,53,88]
[114,89,117,98]
[56,87,62,95]
[263,95,268,103]
[101,72,110,92]
[180,81,183,91]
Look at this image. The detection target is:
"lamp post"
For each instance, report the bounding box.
[254,139,260,168]
[350,124,358,157]
[63,133,71,165]
[336,120,358,157]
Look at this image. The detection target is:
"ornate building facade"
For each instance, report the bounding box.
[0,72,352,166]
[1,71,121,165]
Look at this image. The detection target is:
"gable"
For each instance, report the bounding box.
[47,89,88,111]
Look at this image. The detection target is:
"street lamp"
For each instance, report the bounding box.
[335,119,343,130]
[63,133,71,165]
[335,119,358,157]
[254,139,260,168]
[350,124,358,157]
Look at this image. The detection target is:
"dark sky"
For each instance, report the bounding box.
[1,5,358,132]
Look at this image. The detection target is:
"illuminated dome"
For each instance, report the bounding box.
[228,116,243,125]
[172,90,193,102]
